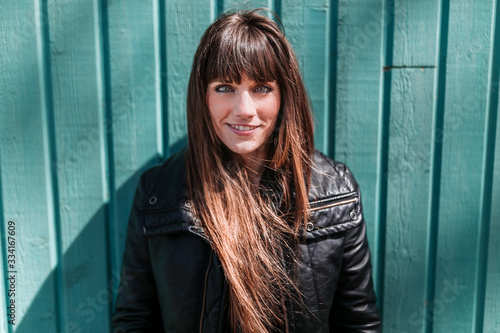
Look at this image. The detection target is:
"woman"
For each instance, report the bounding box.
[112,9,380,333]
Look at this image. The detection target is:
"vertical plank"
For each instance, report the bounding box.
[333,0,383,292]
[483,87,500,332]
[0,160,7,333]
[433,1,495,331]
[164,0,215,155]
[107,0,162,301]
[382,1,440,332]
[281,0,330,154]
[220,0,274,13]
[0,1,59,331]
[47,0,110,331]
[0,176,7,333]
[384,69,436,333]
[482,2,500,330]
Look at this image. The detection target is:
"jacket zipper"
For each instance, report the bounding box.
[199,249,214,333]
[309,191,357,212]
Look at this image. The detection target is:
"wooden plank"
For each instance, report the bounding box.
[106,0,162,301]
[483,3,500,328]
[383,69,436,332]
[0,194,8,333]
[220,0,274,13]
[281,0,330,153]
[391,0,439,67]
[0,1,58,332]
[46,0,110,331]
[432,1,495,331]
[483,89,500,332]
[164,1,214,155]
[333,0,383,291]
[382,1,440,331]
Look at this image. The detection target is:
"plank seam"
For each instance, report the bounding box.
[40,0,65,331]
[474,0,500,331]
[0,117,11,333]
[327,0,339,158]
[424,0,450,331]
[273,0,281,20]
[159,0,169,160]
[97,0,115,316]
[217,0,224,16]
[376,0,395,319]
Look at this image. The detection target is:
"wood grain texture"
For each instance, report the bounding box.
[221,0,274,13]
[432,0,495,331]
[165,0,213,155]
[391,0,439,67]
[482,2,500,328]
[384,69,436,332]
[483,89,500,332]
[281,0,330,154]
[0,1,499,332]
[0,1,59,332]
[333,0,383,290]
[106,0,162,299]
[46,0,110,331]
[382,1,440,331]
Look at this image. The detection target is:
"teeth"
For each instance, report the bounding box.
[231,125,256,131]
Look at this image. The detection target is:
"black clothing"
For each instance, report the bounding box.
[112,148,381,332]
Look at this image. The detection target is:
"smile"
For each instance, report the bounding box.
[228,124,259,131]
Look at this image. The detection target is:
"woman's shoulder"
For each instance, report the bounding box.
[305,150,364,237]
[141,146,187,180]
[310,149,360,198]
[137,146,189,206]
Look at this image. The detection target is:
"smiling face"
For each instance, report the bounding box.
[206,74,281,165]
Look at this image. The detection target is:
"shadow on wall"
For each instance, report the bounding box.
[16,138,186,333]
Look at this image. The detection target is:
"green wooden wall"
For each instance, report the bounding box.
[1,0,499,332]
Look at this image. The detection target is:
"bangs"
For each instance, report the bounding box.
[203,23,281,84]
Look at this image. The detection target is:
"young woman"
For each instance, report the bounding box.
[112,9,381,333]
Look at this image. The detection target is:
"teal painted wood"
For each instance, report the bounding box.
[384,69,436,332]
[221,0,275,14]
[106,0,163,303]
[484,90,500,332]
[281,0,330,154]
[333,0,384,296]
[481,2,500,331]
[165,0,214,155]
[0,1,500,332]
[0,1,59,332]
[483,6,500,326]
[45,0,110,331]
[382,1,441,332]
[433,0,496,332]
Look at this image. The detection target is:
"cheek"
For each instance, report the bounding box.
[264,98,280,127]
[207,95,223,124]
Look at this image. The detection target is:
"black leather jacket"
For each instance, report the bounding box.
[112,148,381,332]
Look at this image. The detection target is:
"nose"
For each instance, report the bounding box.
[233,91,256,118]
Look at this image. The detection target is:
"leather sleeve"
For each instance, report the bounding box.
[111,173,164,332]
[329,170,381,332]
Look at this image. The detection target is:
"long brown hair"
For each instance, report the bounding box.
[186,9,314,332]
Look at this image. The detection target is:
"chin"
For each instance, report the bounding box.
[226,143,263,156]
[228,147,257,155]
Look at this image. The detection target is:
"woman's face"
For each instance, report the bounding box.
[206,73,281,163]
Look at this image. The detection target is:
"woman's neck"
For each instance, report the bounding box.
[241,157,265,184]
[238,146,269,184]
